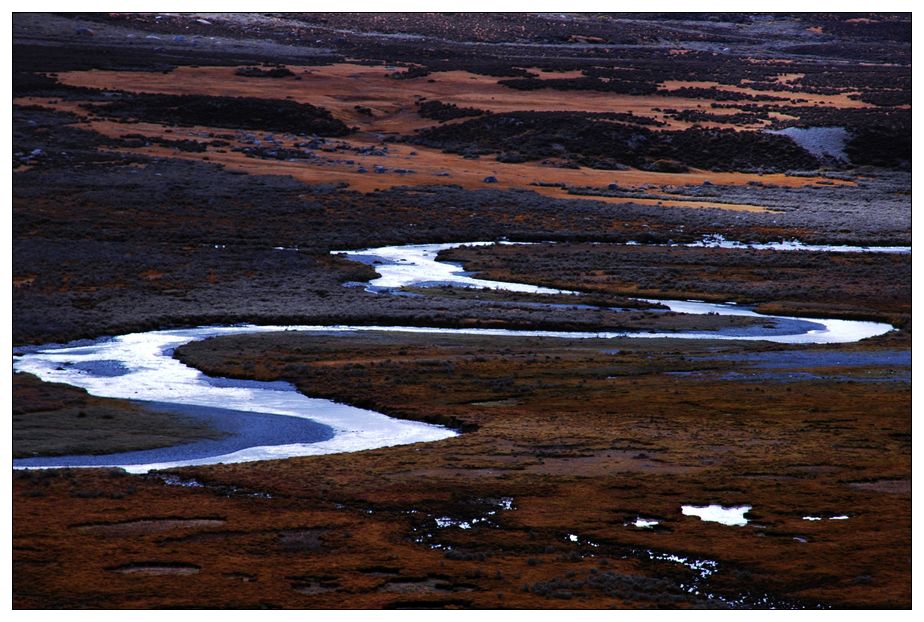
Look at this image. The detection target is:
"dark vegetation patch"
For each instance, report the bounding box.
[116,133,231,153]
[12,39,337,98]
[12,373,226,458]
[12,105,145,169]
[780,42,908,63]
[850,89,911,107]
[659,87,787,102]
[416,100,486,121]
[663,108,771,126]
[86,93,351,136]
[845,127,911,169]
[499,78,787,102]
[810,14,910,43]
[498,76,659,95]
[233,65,296,78]
[412,112,819,172]
[389,66,434,80]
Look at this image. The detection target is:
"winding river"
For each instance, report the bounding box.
[13,240,904,472]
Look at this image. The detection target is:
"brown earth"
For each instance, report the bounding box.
[54,64,867,134]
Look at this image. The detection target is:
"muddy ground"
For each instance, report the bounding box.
[11,12,911,609]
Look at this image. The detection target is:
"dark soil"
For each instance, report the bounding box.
[417,100,486,122]
[412,112,821,172]
[12,373,227,458]
[87,93,351,136]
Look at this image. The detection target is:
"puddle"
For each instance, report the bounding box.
[641,549,821,608]
[108,562,200,575]
[278,529,327,551]
[565,533,600,547]
[435,517,476,529]
[684,233,910,254]
[682,504,751,527]
[629,518,660,529]
[151,473,272,499]
[432,496,515,531]
[379,577,474,594]
[75,518,225,537]
[155,474,205,488]
[289,574,340,595]
[412,496,515,549]
[68,359,132,377]
[646,550,718,580]
[849,479,910,494]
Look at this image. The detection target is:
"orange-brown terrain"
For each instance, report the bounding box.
[11,12,911,609]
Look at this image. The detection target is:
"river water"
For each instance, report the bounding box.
[13,239,900,471]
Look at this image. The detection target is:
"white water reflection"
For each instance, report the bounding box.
[335,241,895,345]
[338,242,570,294]
[685,234,910,254]
[13,326,456,473]
[682,504,752,527]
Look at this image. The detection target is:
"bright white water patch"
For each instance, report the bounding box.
[685,234,910,255]
[682,504,752,527]
[803,516,822,521]
[630,518,660,529]
[334,242,572,294]
[13,326,456,473]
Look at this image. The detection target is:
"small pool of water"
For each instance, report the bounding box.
[682,504,752,527]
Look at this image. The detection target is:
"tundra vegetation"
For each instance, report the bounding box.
[12,12,910,609]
